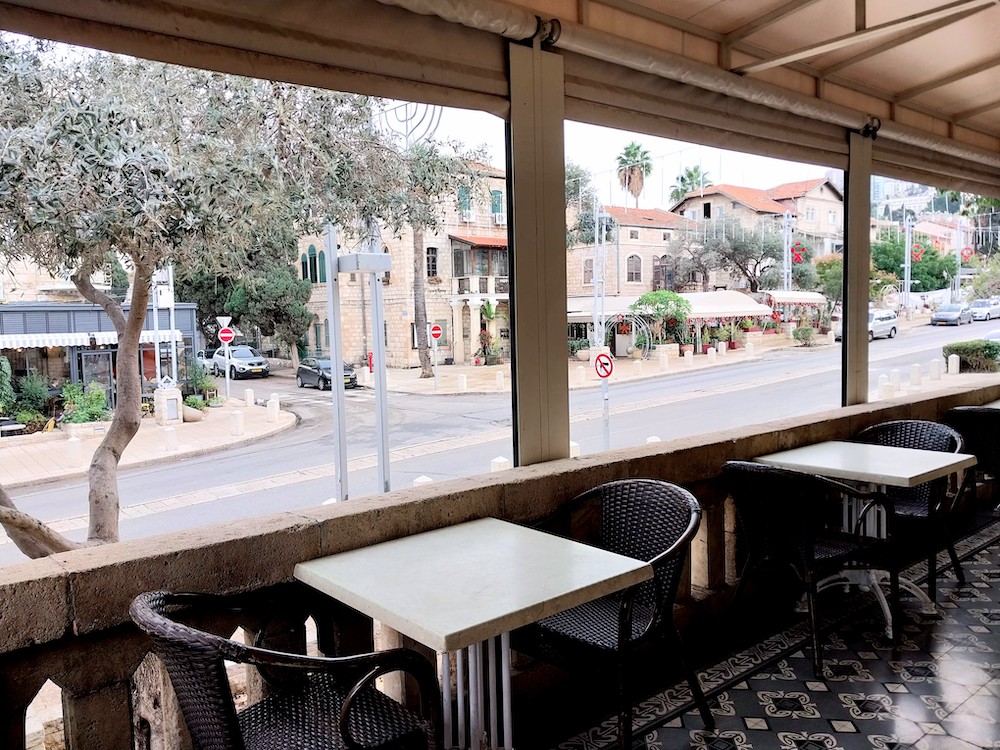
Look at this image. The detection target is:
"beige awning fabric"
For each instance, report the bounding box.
[764,291,828,307]
[0,330,183,349]
[683,291,773,321]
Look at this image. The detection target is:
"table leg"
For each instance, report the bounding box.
[445,636,515,750]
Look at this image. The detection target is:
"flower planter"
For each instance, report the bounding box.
[656,343,680,358]
[575,349,591,361]
[728,341,739,350]
[679,344,694,355]
[182,405,204,422]
[701,344,713,354]
[763,329,778,335]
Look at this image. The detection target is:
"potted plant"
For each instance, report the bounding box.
[629,291,692,355]
[183,395,207,422]
[479,330,503,365]
[678,326,695,355]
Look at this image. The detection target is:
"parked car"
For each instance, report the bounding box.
[211,346,270,378]
[195,349,215,369]
[930,304,973,326]
[296,358,357,390]
[969,298,1000,321]
[832,309,898,341]
[983,329,1000,341]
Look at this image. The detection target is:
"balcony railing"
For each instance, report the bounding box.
[2,383,997,749]
[452,276,510,296]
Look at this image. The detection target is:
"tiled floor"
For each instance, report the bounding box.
[545,518,1000,750]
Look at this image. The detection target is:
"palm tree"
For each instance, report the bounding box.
[670,165,713,203]
[616,141,652,207]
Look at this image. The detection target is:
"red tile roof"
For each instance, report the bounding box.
[675,184,789,215]
[766,178,828,200]
[449,234,508,247]
[603,206,694,228]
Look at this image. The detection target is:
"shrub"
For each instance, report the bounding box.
[567,338,591,356]
[184,395,207,410]
[15,410,46,432]
[0,357,14,414]
[16,372,49,413]
[792,326,815,346]
[62,381,111,423]
[942,340,1000,372]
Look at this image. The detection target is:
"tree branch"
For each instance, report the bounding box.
[0,486,80,557]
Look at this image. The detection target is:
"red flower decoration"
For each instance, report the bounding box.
[962,246,973,262]
[790,241,805,263]
[911,243,924,262]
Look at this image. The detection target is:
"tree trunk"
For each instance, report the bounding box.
[412,230,433,378]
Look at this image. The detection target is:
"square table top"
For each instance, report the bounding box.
[754,440,976,487]
[982,399,1000,409]
[294,517,653,652]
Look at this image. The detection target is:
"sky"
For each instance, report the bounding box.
[430,106,835,210]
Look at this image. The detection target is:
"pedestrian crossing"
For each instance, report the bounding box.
[281,388,375,407]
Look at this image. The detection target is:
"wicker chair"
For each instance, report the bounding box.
[511,479,714,750]
[945,406,1000,507]
[853,419,969,603]
[130,590,442,750]
[723,461,899,675]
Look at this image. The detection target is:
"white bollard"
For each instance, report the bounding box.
[746,342,755,357]
[576,365,586,385]
[948,353,961,375]
[270,393,280,406]
[632,360,643,377]
[890,369,901,390]
[910,364,922,387]
[67,436,82,467]
[457,374,467,392]
[827,331,836,345]
[658,353,668,371]
[569,441,581,458]
[879,381,895,400]
[412,475,433,486]
[930,359,942,380]
[360,368,370,385]
[684,351,694,367]
[163,426,177,453]
[244,388,254,407]
[496,371,504,390]
[230,410,244,436]
[646,436,661,444]
[707,348,717,364]
[716,343,726,357]
[490,456,511,472]
[266,398,279,423]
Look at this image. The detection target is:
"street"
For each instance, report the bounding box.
[1,320,992,565]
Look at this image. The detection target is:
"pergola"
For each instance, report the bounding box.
[5,0,999,467]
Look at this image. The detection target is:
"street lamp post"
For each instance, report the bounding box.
[782,212,794,291]
[903,217,915,312]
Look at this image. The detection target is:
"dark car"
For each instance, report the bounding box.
[930,304,973,326]
[211,346,270,378]
[296,358,357,390]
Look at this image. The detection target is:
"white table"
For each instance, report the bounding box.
[754,440,977,631]
[294,517,653,750]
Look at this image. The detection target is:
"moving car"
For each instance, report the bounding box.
[832,309,898,341]
[211,346,270,378]
[296,358,357,390]
[969,298,1000,321]
[930,304,973,326]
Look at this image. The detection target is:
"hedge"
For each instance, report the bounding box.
[942,340,1000,372]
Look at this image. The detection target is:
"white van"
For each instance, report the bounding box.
[833,309,898,341]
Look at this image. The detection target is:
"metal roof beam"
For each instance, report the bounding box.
[895,55,1000,102]
[953,98,1000,122]
[723,0,824,42]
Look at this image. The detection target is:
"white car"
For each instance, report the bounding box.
[211,345,270,379]
[833,309,898,341]
[969,298,1000,321]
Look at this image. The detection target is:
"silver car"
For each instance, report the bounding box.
[930,304,973,326]
[211,346,270,379]
[833,309,898,341]
[969,298,1000,321]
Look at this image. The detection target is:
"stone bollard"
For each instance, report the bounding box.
[746,342,755,357]
[632,360,643,377]
[910,364,922,387]
[569,441,581,458]
[230,410,244,436]
[412,475,433,486]
[360,368,370,385]
[266,398,279,423]
[457,374,467,392]
[930,359,942,380]
[164,426,177,452]
[716,343,726,357]
[878,374,893,400]
[576,365,586,385]
[827,331,836,345]
[890,369,901,390]
[67,436,83,467]
[490,456,511,472]
[646,436,661,444]
[658,353,668,371]
[270,393,280,406]
[948,353,960,375]
[707,348,717,364]
[496,371,504,390]
[684,351,694,367]
[244,388,254,407]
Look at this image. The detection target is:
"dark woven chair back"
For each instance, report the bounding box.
[131,591,247,750]
[583,478,701,632]
[945,406,1000,480]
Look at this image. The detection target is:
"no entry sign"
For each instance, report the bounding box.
[594,352,614,379]
[218,327,235,344]
[430,324,443,340]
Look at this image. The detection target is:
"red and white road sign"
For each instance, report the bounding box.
[594,352,614,379]
[430,324,443,340]
[218,327,235,344]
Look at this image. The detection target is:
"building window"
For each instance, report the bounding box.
[453,247,467,276]
[629,229,639,239]
[495,249,509,277]
[491,189,503,214]
[627,255,641,282]
[703,202,712,219]
[716,205,724,218]
[458,186,471,212]
[301,244,321,283]
[427,246,438,277]
[806,208,816,221]
[662,231,671,241]
[583,259,594,284]
[828,210,839,225]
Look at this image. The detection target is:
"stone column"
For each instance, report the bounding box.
[450,300,465,363]
[468,297,483,360]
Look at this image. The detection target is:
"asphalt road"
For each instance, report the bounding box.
[0,320,989,565]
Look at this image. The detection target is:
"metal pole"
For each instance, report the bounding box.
[601,377,610,452]
[782,211,793,291]
[323,224,349,502]
[151,281,161,383]
[168,265,178,380]
[432,334,438,391]
[904,217,914,310]
[223,341,230,400]
[371,268,391,493]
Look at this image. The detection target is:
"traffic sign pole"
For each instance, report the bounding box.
[428,323,443,392]
[218,326,236,401]
[594,353,614,451]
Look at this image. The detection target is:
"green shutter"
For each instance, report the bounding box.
[491,189,503,214]
[458,186,470,211]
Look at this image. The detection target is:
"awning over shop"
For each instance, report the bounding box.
[0,329,183,349]
[683,291,773,321]
[763,290,827,307]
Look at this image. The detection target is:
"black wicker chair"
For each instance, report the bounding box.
[944,405,1000,508]
[130,590,442,750]
[853,419,969,603]
[511,479,714,750]
[723,461,899,675]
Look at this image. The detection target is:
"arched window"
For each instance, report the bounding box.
[303,244,319,283]
[583,259,594,285]
[300,253,309,281]
[318,249,327,283]
[627,255,642,282]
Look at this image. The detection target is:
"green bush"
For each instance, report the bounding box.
[0,357,14,414]
[16,373,49,413]
[942,340,1000,372]
[792,326,815,346]
[184,395,207,410]
[62,381,111,423]
[567,338,591,356]
[15,410,46,431]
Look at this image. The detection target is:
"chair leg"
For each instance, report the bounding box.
[616,659,631,750]
[806,581,823,677]
[946,540,966,584]
[927,550,937,604]
[888,567,901,642]
[664,627,714,730]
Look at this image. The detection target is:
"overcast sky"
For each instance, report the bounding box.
[431,106,835,210]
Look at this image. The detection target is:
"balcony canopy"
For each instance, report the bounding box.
[568,291,772,323]
[764,291,829,307]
